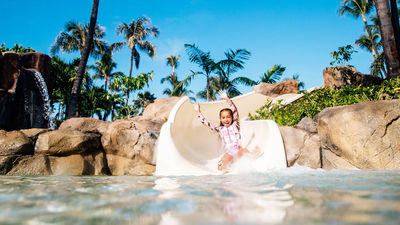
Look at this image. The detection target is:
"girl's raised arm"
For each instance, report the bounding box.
[193,102,219,131]
[219,91,239,122]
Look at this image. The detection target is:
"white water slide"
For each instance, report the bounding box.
[155,91,306,176]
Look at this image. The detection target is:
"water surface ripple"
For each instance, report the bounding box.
[0,167,399,225]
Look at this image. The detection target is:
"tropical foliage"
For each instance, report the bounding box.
[258,64,286,84]
[184,43,215,101]
[329,45,358,66]
[250,77,400,126]
[0,43,35,53]
[116,16,159,77]
[50,21,106,57]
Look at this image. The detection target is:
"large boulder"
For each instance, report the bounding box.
[20,128,48,142]
[0,52,53,131]
[321,149,359,170]
[253,80,298,97]
[141,97,183,123]
[0,51,52,93]
[6,150,110,176]
[35,130,102,156]
[0,52,19,91]
[0,156,18,174]
[323,66,382,89]
[294,117,318,134]
[7,155,52,175]
[106,154,155,176]
[317,99,400,170]
[101,119,161,164]
[59,117,109,135]
[49,150,110,175]
[0,130,33,155]
[279,126,321,168]
[19,52,53,92]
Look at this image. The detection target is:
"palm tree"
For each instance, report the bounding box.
[217,49,251,77]
[90,43,124,92]
[134,91,156,115]
[161,55,196,97]
[91,59,123,92]
[161,71,197,97]
[51,0,102,119]
[184,43,215,101]
[284,74,305,91]
[214,48,255,90]
[166,55,180,75]
[339,0,379,59]
[51,56,80,122]
[197,75,241,100]
[116,16,159,77]
[258,64,286,84]
[50,21,106,57]
[373,0,400,78]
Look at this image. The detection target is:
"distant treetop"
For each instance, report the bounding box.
[0,43,36,53]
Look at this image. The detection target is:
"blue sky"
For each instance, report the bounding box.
[1,0,375,100]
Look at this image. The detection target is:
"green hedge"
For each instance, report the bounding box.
[249,77,400,126]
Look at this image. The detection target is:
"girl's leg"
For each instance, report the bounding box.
[218,153,234,171]
[237,148,249,158]
[238,146,262,159]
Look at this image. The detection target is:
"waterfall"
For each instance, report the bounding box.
[30,70,56,129]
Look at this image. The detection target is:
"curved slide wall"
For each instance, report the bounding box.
[155,92,289,176]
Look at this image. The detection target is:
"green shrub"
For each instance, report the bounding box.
[1,43,35,53]
[249,77,400,126]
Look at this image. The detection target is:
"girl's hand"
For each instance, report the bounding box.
[193,102,201,113]
[218,90,228,100]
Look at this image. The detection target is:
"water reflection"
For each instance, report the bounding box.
[0,170,399,224]
[154,175,294,224]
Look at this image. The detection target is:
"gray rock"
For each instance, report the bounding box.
[7,155,52,175]
[253,80,298,97]
[318,99,400,170]
[106,154,155,176]
[279,126,321,168]
[0,156,18,174]
[49,150,110,175]
[294,117,317,133]
[0,130,33,155]
[321,149,359,170]
[101,119,161,164]
[35,130,101,156]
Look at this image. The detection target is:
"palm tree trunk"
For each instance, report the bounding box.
[374,0,400,78]
[104,77,108,91]
[362,14,378,59]
[66,0,99,119]
[206,74,210,102]
[390,0,400,60]
[129,49,134,78]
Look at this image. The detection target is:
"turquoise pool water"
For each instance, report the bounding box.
[0,166,399,224]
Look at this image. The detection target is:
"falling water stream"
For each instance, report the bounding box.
[28,69,55,129]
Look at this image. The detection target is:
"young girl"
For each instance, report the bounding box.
[193,90,253,172]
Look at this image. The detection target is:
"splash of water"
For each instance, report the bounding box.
[30,70,56,129]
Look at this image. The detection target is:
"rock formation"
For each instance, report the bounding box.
[323,66,382,89]
[0,51,53,130]
[0,96,180,176]
[253,79,298,97]
[280,99,400,170]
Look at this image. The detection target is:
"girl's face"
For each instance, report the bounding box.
[220,110,233,127]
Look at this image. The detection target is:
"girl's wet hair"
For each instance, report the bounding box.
[219,108,233,126]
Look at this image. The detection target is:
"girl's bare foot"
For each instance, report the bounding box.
[218,160,231,173]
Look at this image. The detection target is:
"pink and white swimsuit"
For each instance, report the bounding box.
[197,99,241,156]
